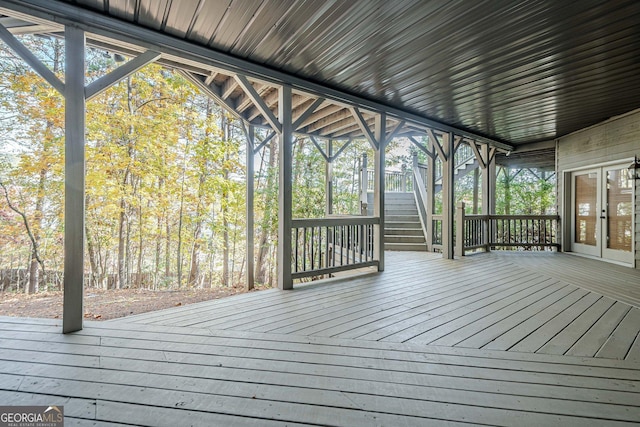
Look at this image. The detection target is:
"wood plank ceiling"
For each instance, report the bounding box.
[2,0,640,154]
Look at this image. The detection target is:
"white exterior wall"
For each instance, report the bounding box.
[556,108,640,269]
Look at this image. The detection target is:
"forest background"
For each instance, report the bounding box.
[0,36,555,295]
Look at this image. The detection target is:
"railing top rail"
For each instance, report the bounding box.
[292,216,380,228]
[489,214,559,220]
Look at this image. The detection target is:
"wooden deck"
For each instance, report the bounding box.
[121,251,640,361]
[1,252,640,425]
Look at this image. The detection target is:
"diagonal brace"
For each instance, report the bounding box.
[85,50,160,101]
[330,138,352,161]
[309,136,330,162]
[350,107,378,150]
[408,136,435,160]
[0,22,65,94]
[293,97,324,129]
[234,74,282,133]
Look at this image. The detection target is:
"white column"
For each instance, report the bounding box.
[442,132,455,259]
[426,137,435,251]
[481,145,496,250]
[277,86,293,290]
[325,139,333,216]
[374,114,386,271]
[245,125,255,291]
[63,26,86,333]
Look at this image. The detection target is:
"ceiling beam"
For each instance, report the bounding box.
[0,0,514,151]
[204,70,217,85]
[306,109,353,133]
[221,78,238,100]
[321,119,361,138]
[293,97,325,130]
[298,104,343,129]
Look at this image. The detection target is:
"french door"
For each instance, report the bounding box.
[571,164,634,264]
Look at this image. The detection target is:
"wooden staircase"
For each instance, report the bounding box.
[384,192,427,251]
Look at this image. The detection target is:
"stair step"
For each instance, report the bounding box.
[384,228,425,236]
[387,214,421,222]
[384,199,416,209]
[384,235,426,244]
[384,192,415,199]
[385,221,422,229]
[385,208,418,216]
[385,242,428,251]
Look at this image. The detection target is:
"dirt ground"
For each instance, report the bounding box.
[0,286,263,320]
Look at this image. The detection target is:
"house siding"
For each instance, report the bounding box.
[636,178,639,269]
[556,108,640,269]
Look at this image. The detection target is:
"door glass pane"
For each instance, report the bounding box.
[574,174,597,246]
[606,168,633,251]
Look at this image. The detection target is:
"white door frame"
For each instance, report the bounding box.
[601,164,635,264]
[567,159,635,266]
[570,168,601,257]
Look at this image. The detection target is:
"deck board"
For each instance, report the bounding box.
[597,308,640,359]
[112,252,640,360]
[2,252,640,425]
[1,318,640,426]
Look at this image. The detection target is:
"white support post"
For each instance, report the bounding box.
[472,168,479,215]
[245,124,255,291]
[374,113,386,271]
[488,148,497,216]
[360,153,368,215]
[481,144,496,250]
[426,137,435,251]
[326,139,333,216]
[442,132,455,259]
[277,85,293,290]
[455,202,466,257]
[63,26,85,334]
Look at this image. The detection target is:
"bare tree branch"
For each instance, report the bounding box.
[0,180,46,274]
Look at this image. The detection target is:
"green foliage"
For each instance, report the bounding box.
[0,37,250,291]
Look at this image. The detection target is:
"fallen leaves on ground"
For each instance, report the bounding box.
[0,286,266,320]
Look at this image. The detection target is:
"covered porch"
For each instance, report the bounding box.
[1,251,639,425]
[1,1,640,425]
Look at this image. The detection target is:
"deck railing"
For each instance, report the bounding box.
[431,215,444,251]
[367,169,412,193]
[455,203,560,255]
[291,216,379,280]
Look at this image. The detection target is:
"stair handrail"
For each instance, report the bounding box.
[434,142,476,183]
[412,153,430,250]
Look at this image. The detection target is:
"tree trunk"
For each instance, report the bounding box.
[117,193,127,289]
[221,118,230,286]
[504,167,511,215]
[255,138,277,284]
[27,245,39,294]
[86,222,99,288]
[155,178,163,289]
[136,187,144,288]
[165,218,171,280]
[176,139,189,288]
[189,222,201,287]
